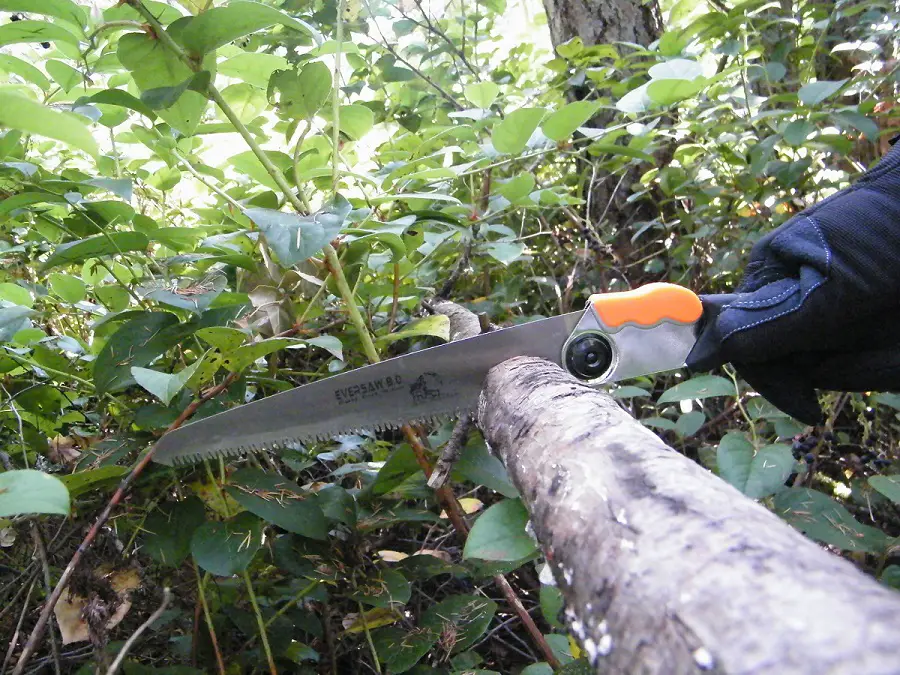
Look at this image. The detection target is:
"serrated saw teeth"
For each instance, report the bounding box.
[158,406,476,467]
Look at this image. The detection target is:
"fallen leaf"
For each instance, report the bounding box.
[55,565,141,645]
[48,435,81,464]
[377,550,409,563]
[440,498,483,518]
[0,527,14,547]
[414,549,452,563]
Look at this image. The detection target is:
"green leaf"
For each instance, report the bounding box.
[492,107,546,154]
[717,433,794,499]
[372,626,438,673]
[93,311,185,394]
[45,59,81,92]
[48,273,86,304]
[868,476,900,504]
[270,62,332,120]
[0,305,33,341]
[41,232,148,271]
[798,79,847,106]
[350,568,411,608]
[463,498,538,562]
[463,82,500,109]
[646,78,706,106]
[0,0,86,28]
[421,595,497,653]
[217,82,266,124]
[783,119,815,146]
[379,315,449,344]
[84,89,157,120]
[247,201,348,266]
[541,101,601,141]
[881,565,900,591]
[179,1,322,57]
[338,104,374,140]
[0,92,98,158]
[675,410,705,437]
[219,52,289,88]
[0,282,32,308]
[657,375,734,404]
[131,361,203,406]
[0,54,52,91]
[453,438,518,498]
[540,584,565,630]
[0,19,79,47]
[498,174,536,202]
[191,511,264,576]
[59,465,128,498]
[304,335,343,360]
[774,488,887,554]
[141,497,206,567]
[611,385,650,399]
[484,241,525,265]
[226,468,328,540]
[0,469,69,517]
[832,111,879,142]
[196,326,247,351]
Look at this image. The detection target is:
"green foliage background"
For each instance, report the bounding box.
[0,0,898,672]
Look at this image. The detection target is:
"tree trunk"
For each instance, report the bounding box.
[477,356,900,674]
[542,0,661,53]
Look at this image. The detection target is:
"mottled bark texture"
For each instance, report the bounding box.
[542,0,661,55]
[477,357,900,675]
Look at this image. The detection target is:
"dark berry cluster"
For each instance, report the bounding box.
[580,224,606,256]
[791,433,818,463]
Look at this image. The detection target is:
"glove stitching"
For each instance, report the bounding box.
[729,283,796,308]
[719,216,831,342]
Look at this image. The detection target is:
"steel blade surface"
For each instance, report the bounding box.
[153,311,582,465]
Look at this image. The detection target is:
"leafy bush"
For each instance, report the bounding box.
[0,0,897,672]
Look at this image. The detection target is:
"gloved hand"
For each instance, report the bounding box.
[686,140,900,425]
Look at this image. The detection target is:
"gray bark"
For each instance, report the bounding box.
[542,0,661,54]
[477,356,900,675]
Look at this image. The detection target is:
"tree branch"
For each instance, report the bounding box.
[478,356,900,673]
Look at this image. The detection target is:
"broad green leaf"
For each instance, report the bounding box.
[140,71,211,111]
[421,595,497,653]
[41,232,149,271]
[81,178,133,202]
[270,62,332,120]
[0,0,86,28]
[0,469,69,517]
[774,488,887,553]
[717,433,793,499]
[453,438,518,498]
[378,315,450,344]
[371,625,437,673]
[225,337,299,371]
[783,119,815,146]
[339,104,374,140]
[246,202,347,266]
[832,111,879,141]
[540,583,565,629]
[675,410,705,437]
[371,445,423,496]
[463,498,538,562]
[498,174,536,202]
[492,107,546,154]
[464,81,500,109]
[0,20,79,47]
[142,497,206,567]
[350,568,411,608]
[191,511,264,576]
[131,360,203,406]
[541,101,601,141]
[305,335,343,360]
[196,326,247,351]
[646,77,706,106]
[217,83,266,124]
[484,241,525,264]
[657,375,734,404]
[0,54,52,91]
[84,89,157,120]
[882,565,900,590]
[798,79,847,106]
[227,468,329,540]
[869,476,900,504]
[0,305,33,341]
[180,1,323,56]
[59,465,128,498]
[0,282,32,308]
[611,385,651,399]
[45,59,81,92]
[648,58,704,80]
[219,52,289,88]
[0,92,98,158]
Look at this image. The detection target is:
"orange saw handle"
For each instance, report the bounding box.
[587,282,703,329]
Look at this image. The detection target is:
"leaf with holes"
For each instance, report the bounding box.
[421,594,497,653]
[270,62,332,120]
[350,568,411,608]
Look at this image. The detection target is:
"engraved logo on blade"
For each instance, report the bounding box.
[334,375,403,405]
[410,372,443,405]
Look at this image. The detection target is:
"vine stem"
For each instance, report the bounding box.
[243,570,278,675]
[332,0,345,195]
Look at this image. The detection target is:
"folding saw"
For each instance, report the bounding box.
[153,282,703,466]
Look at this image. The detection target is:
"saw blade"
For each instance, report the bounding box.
[153,311,583,466]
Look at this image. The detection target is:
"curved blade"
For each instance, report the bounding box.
[153,312,583,466]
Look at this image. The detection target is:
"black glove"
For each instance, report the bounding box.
[686,140,900,425]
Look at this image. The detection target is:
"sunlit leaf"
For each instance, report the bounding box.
[492,107,546,154]
[0,470,69,517]
[0,92,98,158]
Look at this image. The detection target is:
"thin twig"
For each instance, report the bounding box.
[106,588,172,675]
[243,570,278,675]
[30,523,61,675]
[194,563,226,675]
[2,580,36,674]
[428,413,473,489]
